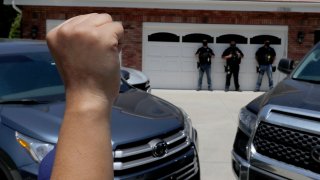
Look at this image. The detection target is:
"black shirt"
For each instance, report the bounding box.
[256,46,276,65]
[222,46,244,66]
[196,47,214,65]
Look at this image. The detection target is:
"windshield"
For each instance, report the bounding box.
[292,44,320,83]
[0,52,64,101]
[0,49,130,102]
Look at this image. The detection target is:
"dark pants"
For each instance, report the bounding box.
[225,65,240,89]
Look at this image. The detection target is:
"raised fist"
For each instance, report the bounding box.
[46,13,124,103]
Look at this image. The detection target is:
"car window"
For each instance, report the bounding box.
[293,45,320,82]
[0,50,131,101]
[0,52,64,100]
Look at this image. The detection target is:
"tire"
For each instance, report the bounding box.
[0,161,13,180]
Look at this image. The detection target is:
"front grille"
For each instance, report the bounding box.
[132,82,150,91]
[159,155,199,180]
[113,129,192,176]
[253,121,320,174]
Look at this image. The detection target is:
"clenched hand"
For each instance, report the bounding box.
[46,13,123,180]
[47,13,123,103]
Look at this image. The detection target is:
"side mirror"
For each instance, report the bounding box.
[278,58,294,74]
[120,70,130,80]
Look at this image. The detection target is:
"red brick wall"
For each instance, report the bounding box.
[21,6,320,70]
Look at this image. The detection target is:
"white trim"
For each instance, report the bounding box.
[4,0,320,13]
[143,22,288,33]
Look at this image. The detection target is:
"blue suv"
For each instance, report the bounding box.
[0,40,200,180]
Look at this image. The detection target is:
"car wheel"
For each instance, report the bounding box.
[0,161,13,180]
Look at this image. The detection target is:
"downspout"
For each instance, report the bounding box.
[11,0,22,14]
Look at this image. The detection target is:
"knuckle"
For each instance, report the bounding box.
[72,26,87,36]
[89,30,100,39]
[104,36,118,50]
[110,38,118,47]
[57,24,73,38]
[46,30,55,42]
[115,22,124,34]
[104,13,112,21]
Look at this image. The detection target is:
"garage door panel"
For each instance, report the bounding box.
[181,60,197,72]
[181,45,200,57]
[146,44,164,56]
[246,45,261,56]
[212,62,226,73]
[212,74,225,88]
[240,62,258,73]
[180,72,197,89]
[145,72,179,88]
[163,44,180,57]
[144,58,164,71]
[238,74,258,90]
[165,59,181,71]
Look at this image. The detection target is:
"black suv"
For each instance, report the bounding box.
[232,42,320,179]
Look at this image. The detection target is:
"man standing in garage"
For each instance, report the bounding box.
[254,40,276,91]
[222,40,244,92]
[195,39,215,91]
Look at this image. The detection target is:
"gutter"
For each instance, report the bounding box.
[3,0,320,13]
[11,0,22,14]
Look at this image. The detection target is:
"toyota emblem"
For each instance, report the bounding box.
[311,146,320,163]
[149,139,168,158]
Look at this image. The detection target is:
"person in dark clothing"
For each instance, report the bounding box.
[255,40,276,91]
[195,39,215,91]
[222,40,244,92]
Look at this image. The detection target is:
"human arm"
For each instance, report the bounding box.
[271,48,276,64]
[255,48,260,64]
[209,48,215,58]
[195,48,200,56]
[46,13,123,179]
[237,48,244,58]
[222,48,231,60]
[223,54,232,60]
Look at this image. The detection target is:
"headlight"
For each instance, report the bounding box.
[16,132,54,163]
[180,108,193,140]
[145,80,150,88]
[238,107,258,136]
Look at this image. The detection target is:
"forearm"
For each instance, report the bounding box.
[51,92,114,180]
[45,13,123,180]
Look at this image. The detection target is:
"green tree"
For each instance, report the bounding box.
[0,0,18,38]
[8,13,21,39]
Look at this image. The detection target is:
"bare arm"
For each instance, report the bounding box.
[46,13,123,179]
[223,54,232,60]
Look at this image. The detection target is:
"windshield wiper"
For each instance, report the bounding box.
[0,99,50,105]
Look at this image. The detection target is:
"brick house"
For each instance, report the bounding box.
[4,0,320,90]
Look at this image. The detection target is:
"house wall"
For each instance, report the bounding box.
[21,6,320,70]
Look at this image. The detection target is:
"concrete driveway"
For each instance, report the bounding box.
[152,90,264,180]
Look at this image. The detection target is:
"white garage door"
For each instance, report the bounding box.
[143,23,288,91]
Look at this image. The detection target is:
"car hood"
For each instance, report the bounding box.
[0,90,183,149]
[247,78,320,114]
[0,102,64,144]
[121,67,149,85]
